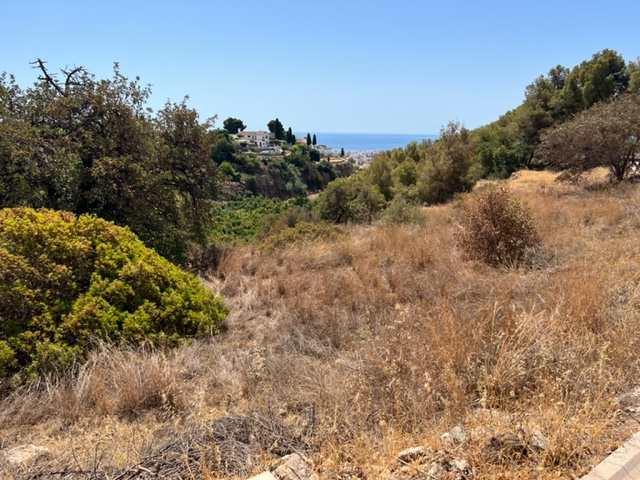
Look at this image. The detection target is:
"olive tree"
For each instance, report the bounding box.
[536,93,640,181]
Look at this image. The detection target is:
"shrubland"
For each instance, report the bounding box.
[2,172,639,479]
[3,49,640,479]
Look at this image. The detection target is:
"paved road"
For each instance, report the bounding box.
[580,431,640,480]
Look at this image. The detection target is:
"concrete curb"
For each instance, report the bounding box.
[580,431,640,479]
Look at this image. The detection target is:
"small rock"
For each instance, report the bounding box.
[529,428,547,450]
[3,444,50,467]
[428,456,474,480]
[483,432,530,464]
[246,472,278,480]
[449,457,474,478]
[441,425,467,446]
[395,446,427,463]
[273,453,317,480]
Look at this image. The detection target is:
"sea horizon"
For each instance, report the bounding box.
[295,132,438,152]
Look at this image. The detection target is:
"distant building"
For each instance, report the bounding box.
[235,130,272,149]
[316,146,333,156]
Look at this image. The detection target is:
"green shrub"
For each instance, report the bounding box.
[455,184,539,266]
[380,197,428,226]
[0,207,227,378]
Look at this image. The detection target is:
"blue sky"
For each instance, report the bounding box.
[2,1,639,134]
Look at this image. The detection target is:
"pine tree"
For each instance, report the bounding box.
[306,133,311,146]
[312,134,317,146]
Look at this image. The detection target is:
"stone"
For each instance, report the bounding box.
[3,444,50,467]
[395,446,427,463]
[441,425,467,446]
[428,456,474,480]
[529,428,548,450]
[246,472,277,480]
[273,453,317,480]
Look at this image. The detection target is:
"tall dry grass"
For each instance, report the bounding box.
[1,172,640,479]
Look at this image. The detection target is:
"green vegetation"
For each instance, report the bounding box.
[315,120,475,222]
[209,196,311,241]
[474,49,640,178]
[0,63,219,264]
[0,207,227,378]
[267,118,285,140]
[380,197,428,225]
[0,62,351,264]
[222,116,246,134]
[2,48,640,382]
[3,49,640,480]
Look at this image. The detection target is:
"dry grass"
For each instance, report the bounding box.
[2,170,640,479]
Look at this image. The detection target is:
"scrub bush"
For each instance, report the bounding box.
[0,207,227,378]
[455,184,539,266]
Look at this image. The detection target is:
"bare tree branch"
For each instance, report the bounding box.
[61,66,85,94]
[31,59,86,97]
[31,58,65,96]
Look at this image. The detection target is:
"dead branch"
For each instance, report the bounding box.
[31,59,86,97]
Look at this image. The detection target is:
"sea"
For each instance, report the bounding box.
[297,132,438,152]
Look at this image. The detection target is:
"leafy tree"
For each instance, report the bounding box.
[222,117,246,134]
[629,57,640,93]
[312,134,317,146]
[473,50,631,179]
[0,61,224,263]
[315,175,383,223]
[473,117,528,178]
[210,130,237,164]
[306,133,312,146]
[309,149,321,162]
[536,93,640,181]
[366,153,394,200]
[157,100,222,246]
[391,160,419,199]
[267,118,285,140]
[574,49,629,109]
[286,127,295,144]
[417,121,476,203]
[340,147,345,157]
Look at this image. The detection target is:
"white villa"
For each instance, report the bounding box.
[235,130,272,149]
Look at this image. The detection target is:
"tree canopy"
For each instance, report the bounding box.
[267,118,285,140]
[222,117,246,134]
[0,61,222,263]
[472,49,633,178]
[536,93,640,181]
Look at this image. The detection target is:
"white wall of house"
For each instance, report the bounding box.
[236,130,271,148]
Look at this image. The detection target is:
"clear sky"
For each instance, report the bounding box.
[2,1,639,134]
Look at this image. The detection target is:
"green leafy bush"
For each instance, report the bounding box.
[380,197,428,226]
[0,207,227,378]
[455,184,539,266]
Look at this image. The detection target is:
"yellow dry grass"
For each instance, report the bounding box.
[1,170,640,479]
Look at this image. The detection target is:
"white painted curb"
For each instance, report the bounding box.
[580,431,640,479]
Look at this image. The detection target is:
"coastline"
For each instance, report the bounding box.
[296,131,437,154]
